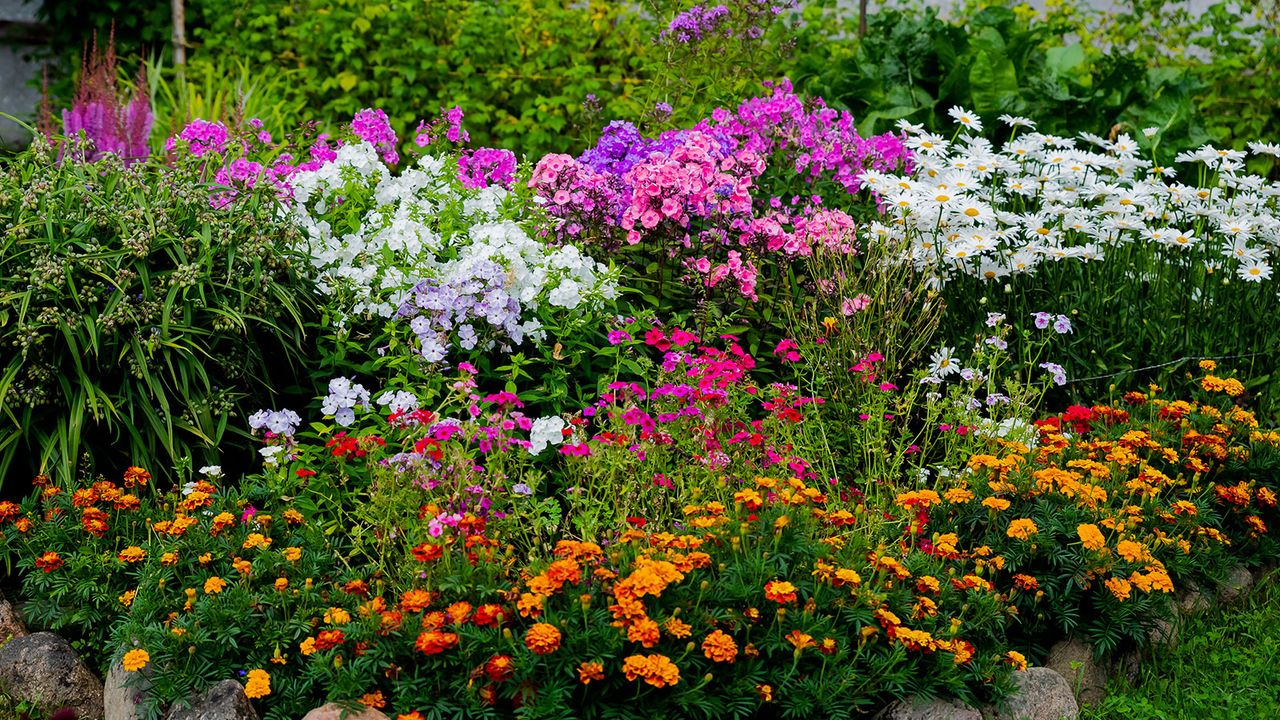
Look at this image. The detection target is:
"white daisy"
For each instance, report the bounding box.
[928,346,960,377]
[1237,260,1272,282]
[947,105,984,133]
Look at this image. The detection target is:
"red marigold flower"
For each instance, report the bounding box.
[414,630,459,655]
[35,551,64,572]
[314,630,345,651]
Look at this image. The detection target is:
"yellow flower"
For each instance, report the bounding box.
[243,668,271,699]
[204,576,228,594]
[324,607,352,625]
[118,590,137,607]
[981,497,1011,512]
[1006,518,1038,541]
[282,547,302,562]
[242,533,272,550]
[299,637,317,656]
[1076,523,1106,551]
[274,578,289,592]
[122,649,149,672]
[1005,650,1028,670]
[160,551,178,566]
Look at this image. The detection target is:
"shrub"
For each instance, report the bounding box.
[0,135,315,490]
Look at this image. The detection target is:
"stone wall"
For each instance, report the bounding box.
[0,0,43,148]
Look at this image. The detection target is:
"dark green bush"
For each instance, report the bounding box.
[0,138,316,491]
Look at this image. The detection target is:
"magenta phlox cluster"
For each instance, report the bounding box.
[458,147,518,189]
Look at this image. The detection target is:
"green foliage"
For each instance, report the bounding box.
[0,137,316,491]
[791,3,1212,162]
[1081,574,1280,719]
[183,0,795,157]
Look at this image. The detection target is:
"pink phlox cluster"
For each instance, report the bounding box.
[165,119,229,158]
[351,108,399,164]
[529,154,628,244]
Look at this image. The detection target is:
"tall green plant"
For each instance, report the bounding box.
[0,136,316,491]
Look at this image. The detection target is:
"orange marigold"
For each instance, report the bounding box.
[525,622,562,655]
[118,546,145,563]
[203,576,228,594]
[1077,523,1106,551]
[578,661,605,684]
[622,653,680,688]
[701,630,738,663]
[1006,518,1038,541]
[627,617,661,647]
[414,630,459,655]
[243,669,271,699]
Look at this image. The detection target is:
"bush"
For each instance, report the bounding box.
[0,135,315,491]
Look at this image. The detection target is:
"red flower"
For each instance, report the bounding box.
[626,516,647,528]
[314,630,345,651]
[35,551,63,572]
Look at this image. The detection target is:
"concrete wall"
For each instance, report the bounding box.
[0,0,42,147]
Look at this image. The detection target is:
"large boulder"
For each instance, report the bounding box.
[164,679,257,720]
[1043,638,1108,706]
[885,697,982,720]
[983,667,1079,720]
[299,704,390,720]
[0,632,104,720]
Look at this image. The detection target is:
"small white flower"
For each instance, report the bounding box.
[928,346,960,378]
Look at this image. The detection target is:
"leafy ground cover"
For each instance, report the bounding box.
[1083,574,1280,720]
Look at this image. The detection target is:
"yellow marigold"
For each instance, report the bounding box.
[981,497,1011,512]
[757,683,774,702]
[160,551,178,566]
[701,630,738,663]
[359,691,385,709]
[525,622,562,655]
[622,653,680,688]
[232,558,252,576]
[1006,518,1038,541]
[243,668,271,699]
[119,589,137,607]
[299,637,317,655]
[122,649,150,672]
[1105,577,1132,601]
[834,568,862,587]
[1077,523,1106,551]
[785,629,815,651]
[324,607,351,625]
[944,488,974,504]
[764,580,798,604]
[118,546,145,563]
[203,576,228,594]
[1005,651,1028,670]
[274,578,288,592]
[242,533,272,550]
[282,547,302,562]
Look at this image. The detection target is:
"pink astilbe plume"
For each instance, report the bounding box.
[47,30,153,164]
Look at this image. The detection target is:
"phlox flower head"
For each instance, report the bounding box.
[351,108,399,164]
[321,377,371,427]
[249,408,302,436]
[529,416,568,455]
[1039,361,1067,386]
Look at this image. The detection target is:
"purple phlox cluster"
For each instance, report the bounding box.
[1032,311,1073,334]
[659,4,731,43]
[397,262,526,364]
[710,79,914,194]
[529,154,628,245]
[321,376,370,427]
[1040,361,1068,386]
[52,39,153,164]
[457,147,518,189]
[351,108,399,164]
[248,408,302,436]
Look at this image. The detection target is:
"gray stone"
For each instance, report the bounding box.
[299,704,390,720]
[0,593,26,643]
[886,697,983,720]
[164,680,258,720]
[0,631,105,720]
[983,667,1079,720]
[1115,650,1142,685]
[1218,566,1254,605]
[1147,617,1179,649]
[105,658,152,720]
[1176,582,1211,617]
[1043,638,1108,706]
